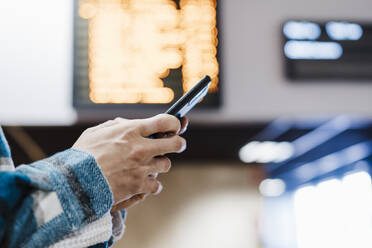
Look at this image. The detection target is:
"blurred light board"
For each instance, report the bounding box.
[73,0,220,110]
[283,21,372,81]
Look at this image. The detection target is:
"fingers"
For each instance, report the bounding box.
[145,156,171,176]
[112,177,163,212]
[142,177,163,195]
[140,114,181,137]
[147,135,187,157]
[111,193,147,212]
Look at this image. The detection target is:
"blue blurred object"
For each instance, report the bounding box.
[242,116,372,191]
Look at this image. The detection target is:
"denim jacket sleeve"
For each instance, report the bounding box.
[0,148,115,248]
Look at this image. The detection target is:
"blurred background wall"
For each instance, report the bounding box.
[114,164,262,248]
[1,0,371,125]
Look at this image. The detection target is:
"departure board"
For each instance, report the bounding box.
[283,20,372,81]
[73,0,220,109]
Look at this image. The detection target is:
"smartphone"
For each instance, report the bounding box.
[150,75,211,139]
[166,75,212,118]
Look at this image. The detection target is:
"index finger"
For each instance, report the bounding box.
[140,114,181,137]
[146,135,187,157]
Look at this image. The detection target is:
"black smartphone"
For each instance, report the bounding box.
[166,75,212,118]
[150,75,211,139]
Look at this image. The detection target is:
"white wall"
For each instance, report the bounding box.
[213,0,372,123]
[0,0,76,125]
[0,0,371,125]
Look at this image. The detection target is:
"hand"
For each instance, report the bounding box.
[72,114,187,208]
[111,117,189,211]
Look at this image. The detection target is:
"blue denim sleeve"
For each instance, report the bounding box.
[0,149,114,248]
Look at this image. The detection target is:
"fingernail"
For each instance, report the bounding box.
[178,140,187,153]
[180,122,189,135]
[155,183,163,195]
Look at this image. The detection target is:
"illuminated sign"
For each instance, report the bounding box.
[283,20,372,81]
[74,0,220,107]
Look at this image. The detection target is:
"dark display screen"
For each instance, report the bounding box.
[283,20,372,81]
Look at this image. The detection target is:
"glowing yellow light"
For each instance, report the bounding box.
[79,1,97,19]
[180,0,219,92]
[80,0,219,104]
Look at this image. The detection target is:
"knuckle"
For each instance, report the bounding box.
[133,167,146,179]
[113,139,123,148]
[129,146,146,161]
[114,117,126,122]
[104,120,114,125]
[83,127,94,134]
[121,127,137,140]
[137,123,148,133]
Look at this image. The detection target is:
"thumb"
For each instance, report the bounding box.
[111,194,147,212]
